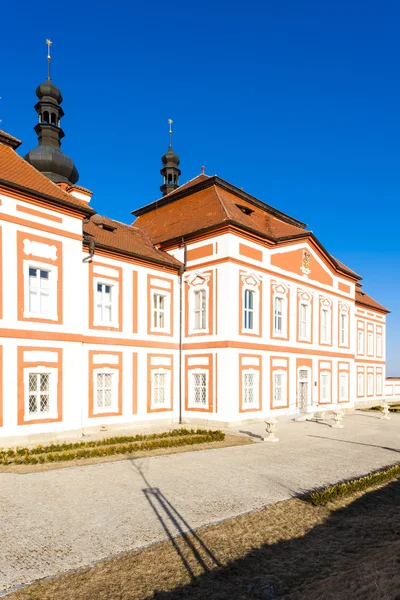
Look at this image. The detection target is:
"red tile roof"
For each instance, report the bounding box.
[84,214,182,268]
[0,142,93,213]
[355,289,389,313]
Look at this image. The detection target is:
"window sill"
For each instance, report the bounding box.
[93,321,119,328]
[92,406,119,415]
[24,412,58,422]
[24,312,58,321]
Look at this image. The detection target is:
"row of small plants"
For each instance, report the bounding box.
[309,463,400,506]
[368,404,400,412]
[0,429,225,465]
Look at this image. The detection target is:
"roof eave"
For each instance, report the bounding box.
[0,177,96,217]
[355,298,390,315]
[87,240,182,270]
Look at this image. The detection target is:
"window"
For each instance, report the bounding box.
[28,267,50,315]
[321,308,330,343]
[273,372,287,407]
[320,372,330,403]
[377,373,382,395]
[96,372,113,409]
[377,334,382,357]
[243,372,259,407]
[28,372,51,416]
[367,332,373,356]
[357,330,364,354]
[340,313,348,345]
[274,297,284,335]
[368,373,373,396]
[153,372,166,405]
[96,283,113,323]
[243,289,255,330]
[357,373,364,396]
[193,289,207,330]
[191,372,208,407]
[299,303,309,339]
[339,372,348,401]
[153,293,166,329]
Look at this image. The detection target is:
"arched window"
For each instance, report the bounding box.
[168,174,172,184]
[43,111,50,123]
[51,113,57,125]
[174,175,177,184]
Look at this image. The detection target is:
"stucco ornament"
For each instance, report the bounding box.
[301,249,311,275]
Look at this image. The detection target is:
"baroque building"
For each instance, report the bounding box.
[0,59,398,446]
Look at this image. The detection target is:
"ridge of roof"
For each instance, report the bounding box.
[0,143,95,215]
[132,174,307,230]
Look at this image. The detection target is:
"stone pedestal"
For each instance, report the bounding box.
[381,403,391,420]
[332,410,344,429]
[263,418,279,442]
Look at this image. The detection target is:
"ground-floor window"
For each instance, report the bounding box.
[339,372,349,402]
[357,373,364,396]
[151,370,170,408]
[24,367,58,420]
[367,373,374,396]
[377,373,382,395]
[320,372,330,403]
[189,371,208,408]
[242,371,259,408]
[273,371,287,407]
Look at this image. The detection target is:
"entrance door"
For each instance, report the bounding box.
[298,369,309,413]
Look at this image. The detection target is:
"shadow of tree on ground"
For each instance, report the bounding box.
[148,479,400,600]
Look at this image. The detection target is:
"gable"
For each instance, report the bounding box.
[270,246,334,287]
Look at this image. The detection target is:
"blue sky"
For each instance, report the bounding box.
[1,0,399,374]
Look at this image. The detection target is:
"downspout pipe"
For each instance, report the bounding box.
[178,240,187,425]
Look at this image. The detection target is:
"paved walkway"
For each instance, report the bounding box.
[1,412,399,594]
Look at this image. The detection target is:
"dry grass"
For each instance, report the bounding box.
[6,477,400,600]
[0,434,250,474]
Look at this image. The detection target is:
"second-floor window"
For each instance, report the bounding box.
[28,267,50,315]
[194,289,207,330]
[274,297,284,335]
[153,293,166,329]
[299,303,309,339]
[321,308,330,343]
[357,330,364,354]
[340,313,348,345]
[96,283,113,323]
[243,289,255,330]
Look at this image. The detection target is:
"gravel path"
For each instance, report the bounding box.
[1,412,399,594]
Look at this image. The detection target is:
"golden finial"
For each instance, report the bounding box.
[168,118,173,148]
[46,39,52,80]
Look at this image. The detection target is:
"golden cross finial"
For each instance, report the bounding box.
[168,118,173,148]
[46,39,52,80]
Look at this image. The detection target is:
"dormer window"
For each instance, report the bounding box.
[236,204,254,216]
[97,223,116,232]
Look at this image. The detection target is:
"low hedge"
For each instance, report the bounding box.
[309,463,400,506]
[0,428,221,459]
[0,430,225,465]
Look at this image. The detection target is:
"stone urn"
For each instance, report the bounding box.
[381,402,391,420]
[264,418,279,442]
[332,410,344,429]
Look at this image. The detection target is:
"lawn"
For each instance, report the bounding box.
[6,472,400,600]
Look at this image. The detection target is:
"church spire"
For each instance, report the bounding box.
[160,119,181,196]
[24,40,79,185]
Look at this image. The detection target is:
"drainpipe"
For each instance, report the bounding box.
[178,240,187,425]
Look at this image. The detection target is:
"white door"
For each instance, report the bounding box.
[298,369,309,413]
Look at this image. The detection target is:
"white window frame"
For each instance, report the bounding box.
[367,372,374,396]
[274,296,286,337]
[243,288,256,332]
[242,369,259,408]
[93,277,119,328]
[190,287,208,333]
[93,368,119,414]
[320,307,330,344]
[377,373,383,395]
[339,372,349,402]
[367,332,373,356]
[299,302,310,341]
[357,329,364,354]
[339,312,348,346]
[151,290,171,333]
[376,334,382,357]
[273,370,287,408]
[189,369,209,409]
[24,366,58,421]
[24,261,58,320]
[357,373,364,396]
[320,371,330,403]
[151,369,171,409]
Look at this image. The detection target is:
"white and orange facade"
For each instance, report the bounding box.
[0,131,397,446]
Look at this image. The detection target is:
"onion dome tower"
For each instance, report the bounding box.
[24,40,79,185]
[160,119,181,196]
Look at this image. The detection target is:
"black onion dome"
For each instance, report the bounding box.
[24,146,79,184]
[161,147,180,166]
[35,81,63,104]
